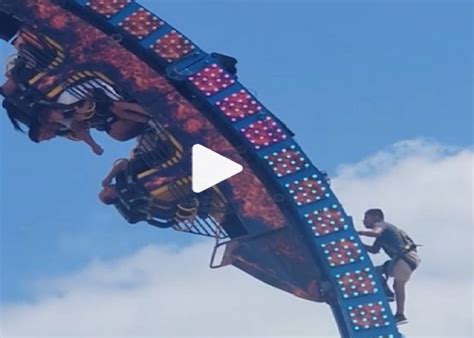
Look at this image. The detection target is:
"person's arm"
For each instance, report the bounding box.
[363,235,383,254]
[69,120,103,155]
[102,159,129,187]
[358,229,382,237]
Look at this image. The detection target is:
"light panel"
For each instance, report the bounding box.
[241,116,288,150]
[86,0,131,18]
[215,89,262,122]
[118,7,163,39]
[188,64,235,96]
[348,302,390,331]
[264,145,309,177]
[150,30,195,62]
[335,268,378,298]
[305,206,348,236]
[285,174,329,206]
[321,237,363,267]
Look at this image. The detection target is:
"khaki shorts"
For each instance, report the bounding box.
[388,251,421,283]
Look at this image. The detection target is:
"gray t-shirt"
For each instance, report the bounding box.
[372,222,413,258]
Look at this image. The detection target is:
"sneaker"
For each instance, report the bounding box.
[394,313,408,325]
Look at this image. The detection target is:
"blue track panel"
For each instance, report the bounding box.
[70,1,401,337]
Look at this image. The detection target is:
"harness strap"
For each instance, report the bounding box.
[394,244,419,271]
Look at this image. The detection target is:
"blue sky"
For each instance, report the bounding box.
[0,0,472,333]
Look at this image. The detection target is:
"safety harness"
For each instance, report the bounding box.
[388,229,421,272]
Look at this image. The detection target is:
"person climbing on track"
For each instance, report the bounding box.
[358,208,421,326]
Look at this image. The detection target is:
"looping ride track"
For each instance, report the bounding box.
[0,1,402,336]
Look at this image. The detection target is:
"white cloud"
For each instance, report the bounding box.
[1,139,473,338]
[1,244,336,338]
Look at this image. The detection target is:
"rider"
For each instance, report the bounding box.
[98,131,180,224]
[98,157,142,217]
[27,118,104,155]
[2,28,150,149]
[358,208,420,325]
[98,155,181,225]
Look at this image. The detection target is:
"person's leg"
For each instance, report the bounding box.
[111,102,150,123]
[107,120,146,141]
[376,262,395,300]
[392,259,412,323]
[393,279,407,315]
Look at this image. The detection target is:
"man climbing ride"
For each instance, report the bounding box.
[358,208,421,326]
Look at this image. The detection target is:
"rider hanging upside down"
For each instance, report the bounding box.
[25,79,152,155]
[98,128,223,227]
[98,155,179,225]
[1,28,152,154]
[5,93,152,155]
[27,103,105,155]
[55,80,152,141]
[2,68,151,155]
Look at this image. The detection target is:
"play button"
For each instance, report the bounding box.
[192,144,243,193]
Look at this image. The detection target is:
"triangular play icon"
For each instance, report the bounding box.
[192,144,243,193]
